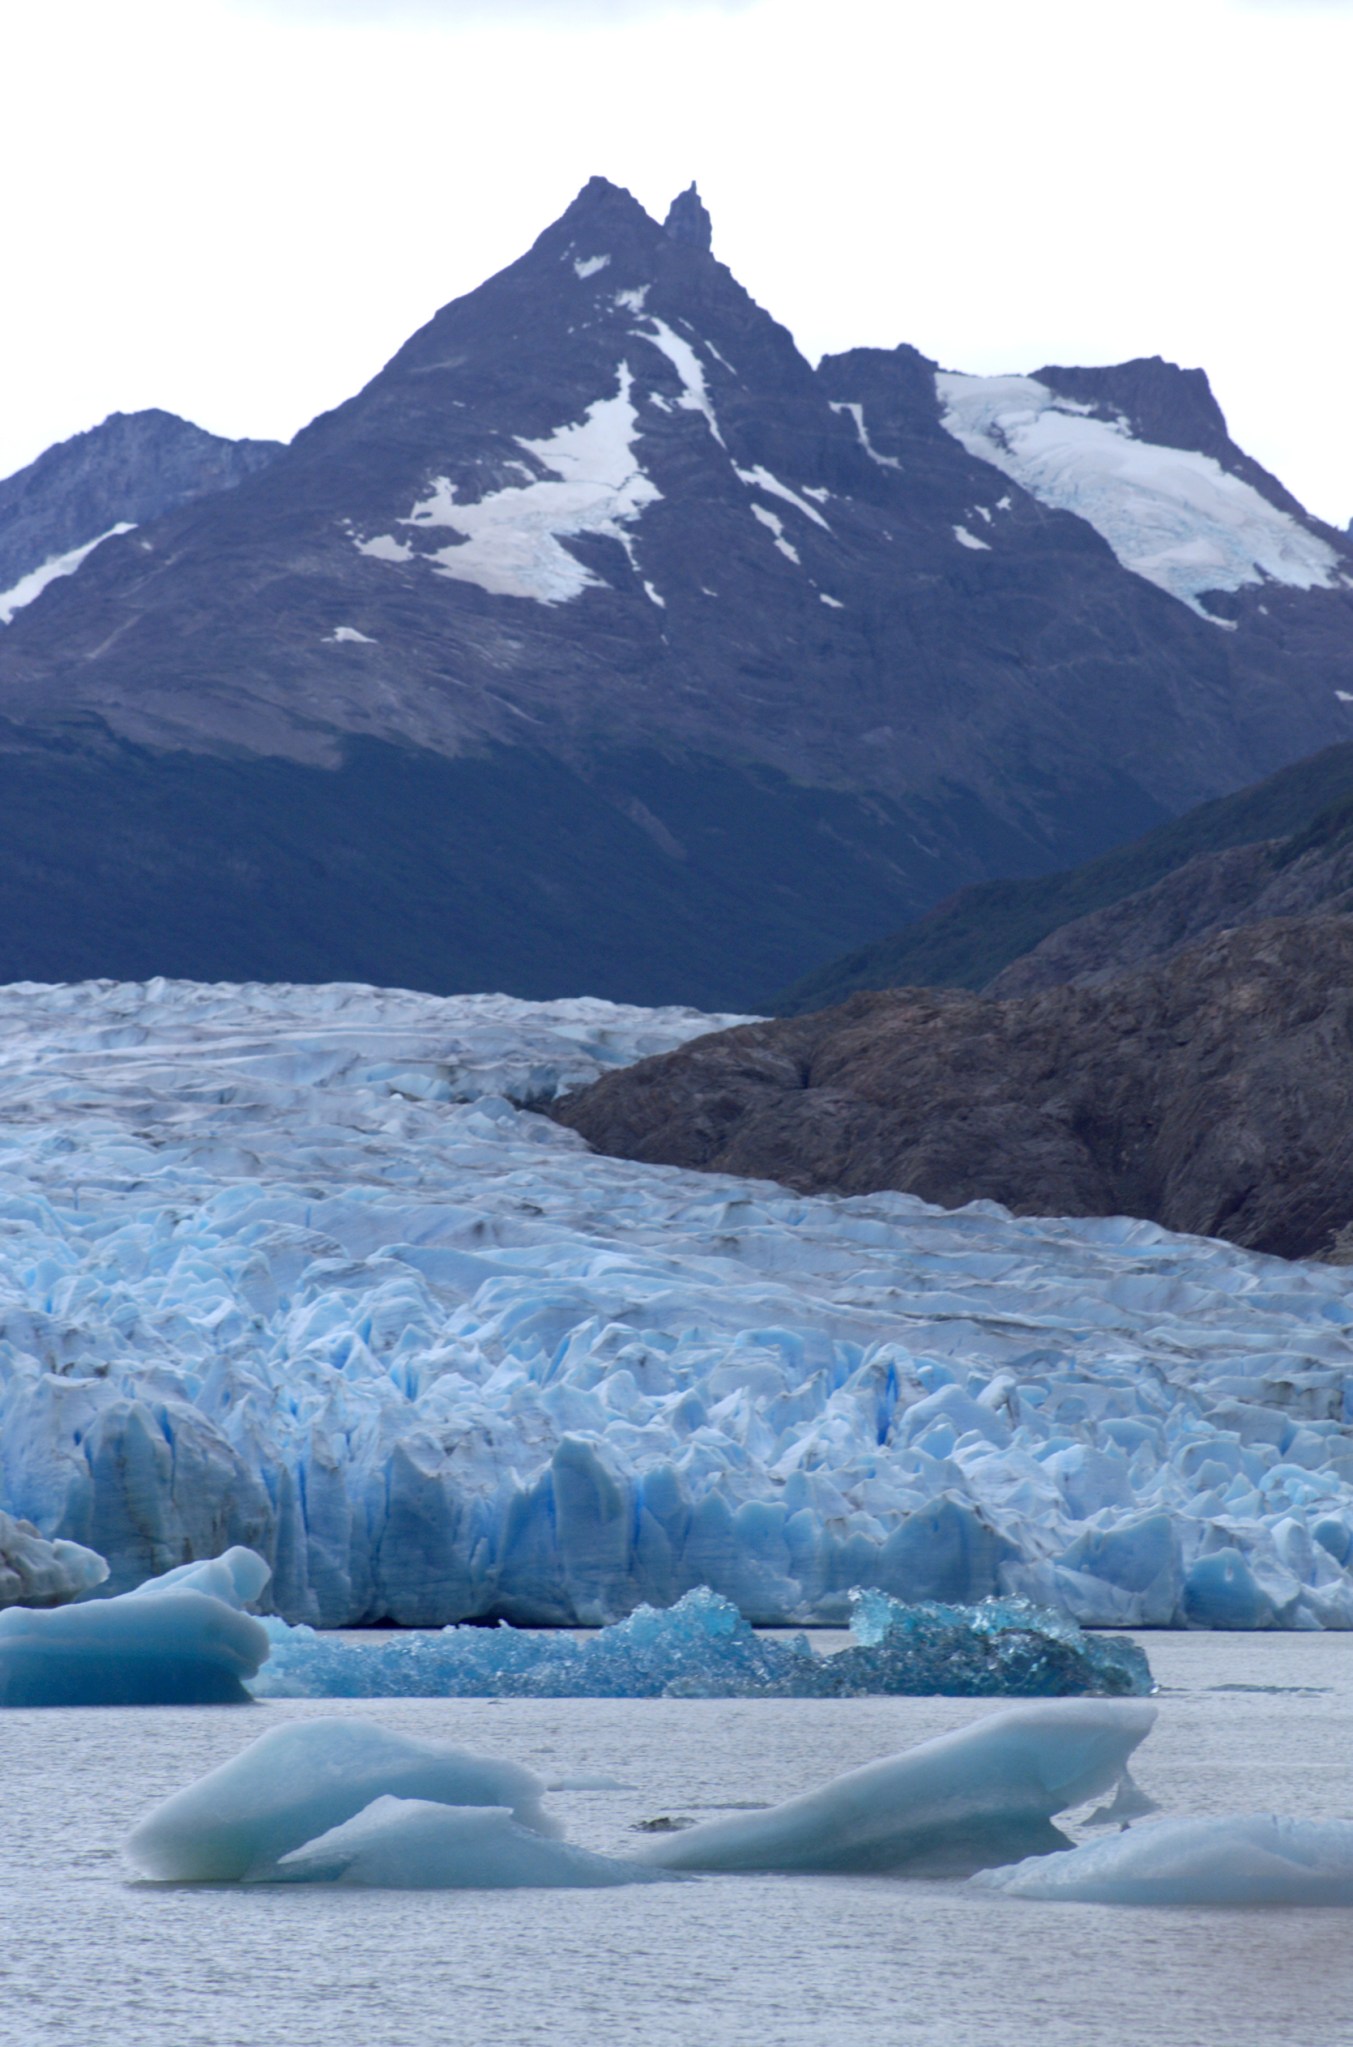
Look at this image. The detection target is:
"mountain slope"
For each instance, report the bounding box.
[777,742,1353,1010]
[1,179,1351,1007]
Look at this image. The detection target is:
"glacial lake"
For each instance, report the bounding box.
[4,1633,1353,2047]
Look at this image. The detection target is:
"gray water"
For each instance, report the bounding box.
[3,1634,1353,2047]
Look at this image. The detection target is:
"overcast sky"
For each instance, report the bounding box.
[2,0,1349,524]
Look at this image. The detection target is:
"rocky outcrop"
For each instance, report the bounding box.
[555,917,1353,1261]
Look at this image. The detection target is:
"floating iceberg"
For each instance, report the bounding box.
[125,1717,555,1882]
[255,1585,1152,1700]
[265,1797,660,1890]
[0,1546,269,1706]
[640,1698,1157,1877]
[972,1814,1353,1907]
[0,1508,107,1610]
[3,980,1353,1629]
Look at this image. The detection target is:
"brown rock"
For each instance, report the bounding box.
[554,916,1353,1260]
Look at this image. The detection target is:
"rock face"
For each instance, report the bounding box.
[1,179,1352,1007]
[555,917,1353,1260]
[0,409,281,606]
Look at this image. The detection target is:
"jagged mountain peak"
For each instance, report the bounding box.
[664,182,713,251]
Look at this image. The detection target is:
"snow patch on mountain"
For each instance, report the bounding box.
[734,464,831,531]
[0,524,135,625]
[936,373,1341,619]
[326,626,376,645]
[751,504,801,564]
[633,318,725,446]
[829,401,903,472]
[354,367,660,606]
[573,255,610,279]
[954,526,990,552]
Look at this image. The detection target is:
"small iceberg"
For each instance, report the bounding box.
[972,1814,1353,1907]
[640,1698,1157,1877]
[0,1510,107,1611]
[125,1717,557,1881]
[0,1545,270,1707]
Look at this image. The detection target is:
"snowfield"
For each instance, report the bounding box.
[2,980,1353,1630]
[935,371,1342,619]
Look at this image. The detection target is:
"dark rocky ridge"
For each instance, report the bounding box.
[0,409,281,598]
[0,179,1351,1005]
[555,917,1353,1261]
[779,743,1353,1014]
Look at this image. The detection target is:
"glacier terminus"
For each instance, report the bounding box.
[2,979,1353,1632]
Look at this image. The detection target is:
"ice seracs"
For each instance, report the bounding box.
[936,371,1342,619]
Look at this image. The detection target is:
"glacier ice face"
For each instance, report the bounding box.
[972,1814,1353,1907]
[0,1508,107,1610]
[266,1796,661,1890]
[255,1586,1151,1700]
[0,1566,270,1707]
[125,1716,555,1882]
[2,979,1353,1629]
[640,1698,1156,1877]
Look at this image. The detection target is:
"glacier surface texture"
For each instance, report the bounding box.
[3,980,1353,1629]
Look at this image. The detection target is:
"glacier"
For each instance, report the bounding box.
[972,1814,1353,1908]
[2,979,1353,1630]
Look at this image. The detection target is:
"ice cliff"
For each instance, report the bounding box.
[2,980,1353,1628]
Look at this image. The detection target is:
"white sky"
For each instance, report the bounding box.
[1,0,1350,525]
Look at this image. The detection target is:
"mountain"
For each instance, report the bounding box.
[0,409,281,622]
[1,178,1351,1009]
[555,917,1353,1262]
[777,741,1353,1010]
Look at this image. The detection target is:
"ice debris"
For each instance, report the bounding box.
[640,1698,1156,1877]
[3,981,1353,1630]
[254,1585,1152,1701]
[0,1553,270,1706]
[972,1814,1353,1907]
[0,1508,107,1610]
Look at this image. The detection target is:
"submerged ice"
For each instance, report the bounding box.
[2,980,1353,1630]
